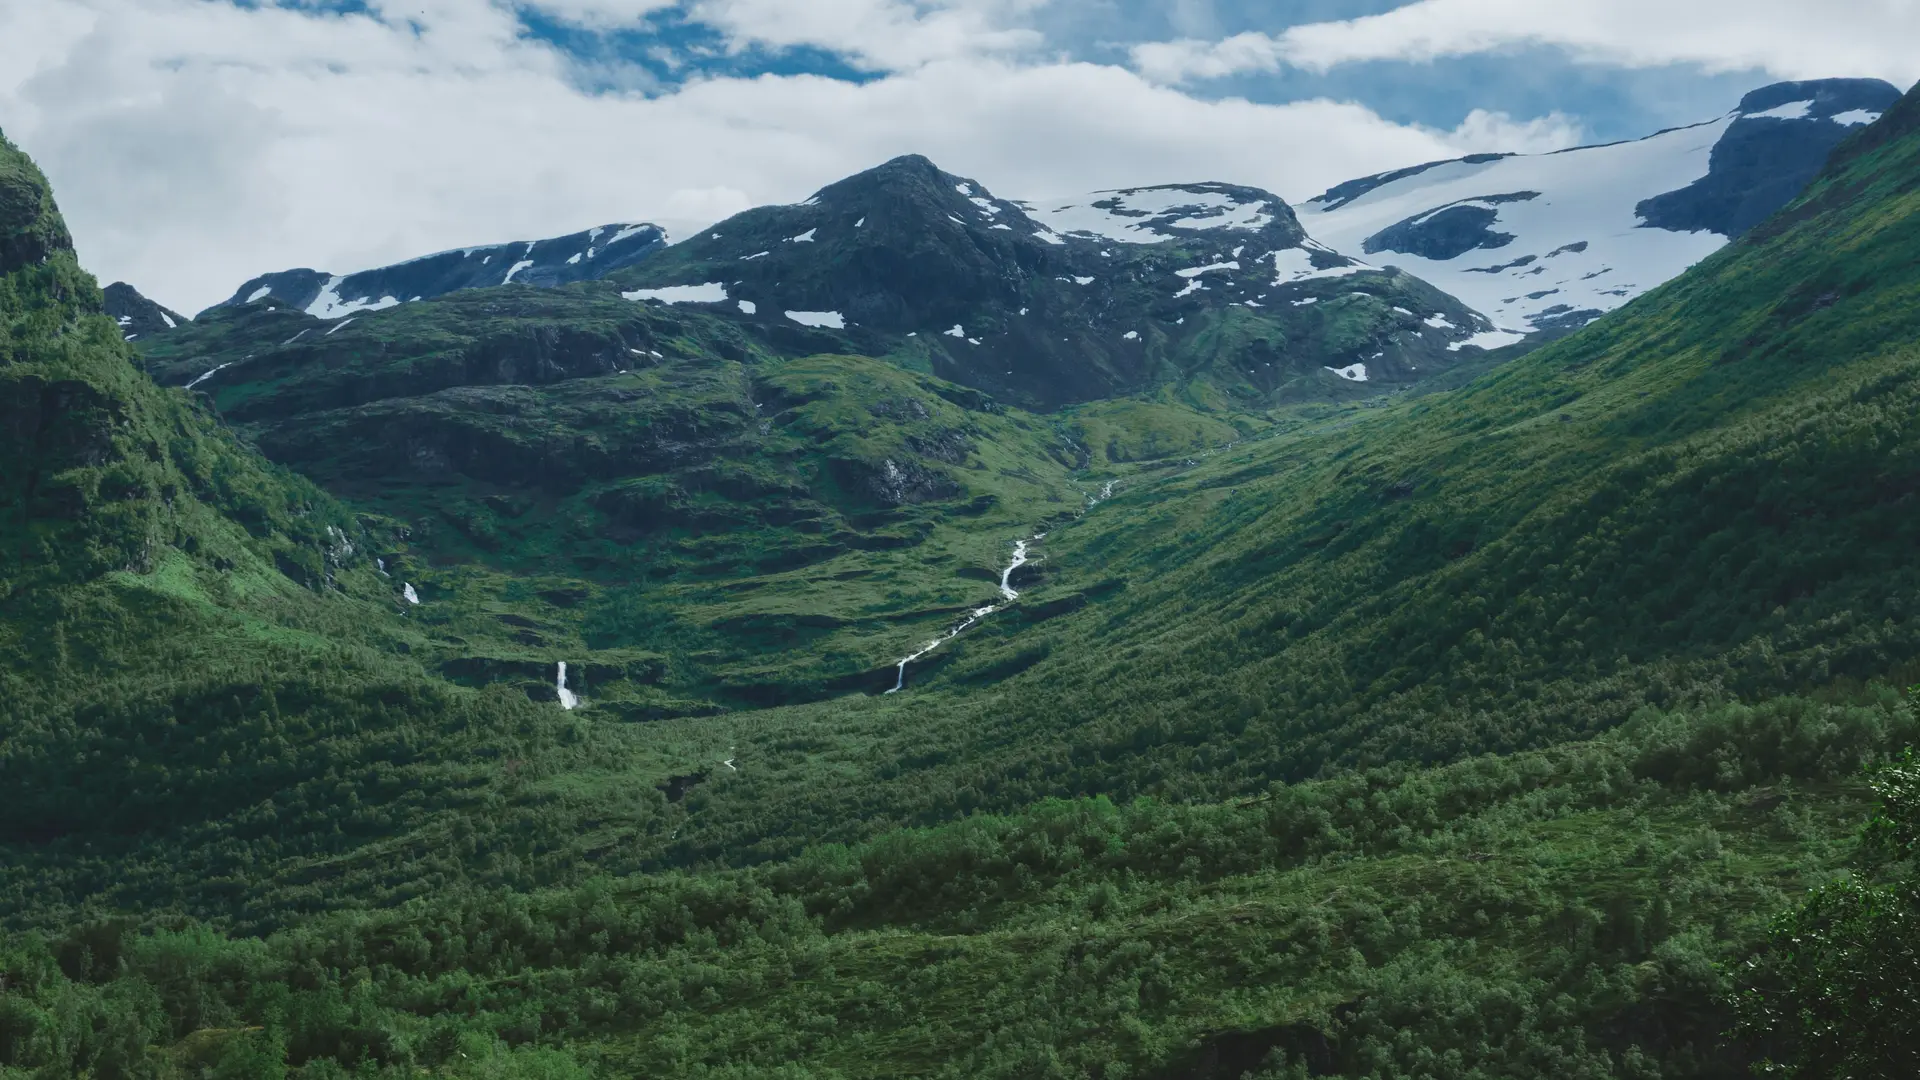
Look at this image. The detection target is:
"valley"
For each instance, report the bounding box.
[3,72,1920,1078]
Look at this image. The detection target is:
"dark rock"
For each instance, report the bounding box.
[103,282,189,341]
[1305,153,1512,213]
[1638,78,1903,237]
[208,222,668,317]
[1362,193,1539,260]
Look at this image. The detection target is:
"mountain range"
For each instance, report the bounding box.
[116,77,1897,361]
[6,70,1920,1077]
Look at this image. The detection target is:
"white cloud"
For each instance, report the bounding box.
[525,0,1048,71]
[1132,0,1920,87]
[687,0,1044,71]
[0,0,1597,314]
[1445,108,1584,156]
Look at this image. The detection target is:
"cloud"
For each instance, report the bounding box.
[1132,0,1920,87]
[1443,108,1583,155]
[524,0,1048,72]
[0,0,1595,314]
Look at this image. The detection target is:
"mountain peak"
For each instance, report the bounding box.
[0,130,75,278]
[1736,78,1902,121]
[209,221,669,320]
[103,282,189,341]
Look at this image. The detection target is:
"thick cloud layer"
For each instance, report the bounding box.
[1134,0,1920,86]
[0,0,1652,313]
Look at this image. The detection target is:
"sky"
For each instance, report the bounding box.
[1,0,1916,315]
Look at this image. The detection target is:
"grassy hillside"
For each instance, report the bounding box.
[2,85,1920,1078]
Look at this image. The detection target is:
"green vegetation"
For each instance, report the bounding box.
[5,85,1920,1076]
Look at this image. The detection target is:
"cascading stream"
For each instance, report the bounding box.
[887,532,1044,695]
[557,661,579,710]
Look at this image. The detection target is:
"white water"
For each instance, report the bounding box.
[885,533,1044,694]
[185,362,232,390]
[885,604,1000,694]
[998,537,1039,600]
[402,583,420,605]
[557,661,579,710]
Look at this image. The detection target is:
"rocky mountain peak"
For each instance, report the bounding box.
[206,220,670,322]
[1735,78,1903,122]
[103,282,189,341]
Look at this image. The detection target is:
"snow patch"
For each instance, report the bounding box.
[785,310,844,328]
[789,228,817,243]
[502,260,534,284]
[622,282,729,305]
[1299,114,1738,333]
[1748,100,1813,121]
[1326,363,1368,382]
[738,300,757,315]
[1176,260,1239,278]
[945,324,965,338]
[1832,109,1882,127]
[1269,247,1372,284]
[246,285,272,303]
[1027,186,1276,244]
[1447,328,1529,352]
[185,362,232,390]
[305,276,401,320]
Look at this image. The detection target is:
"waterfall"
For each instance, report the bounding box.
[887,532,1046,694]
[557,661,579,710]
[402,583,420,605]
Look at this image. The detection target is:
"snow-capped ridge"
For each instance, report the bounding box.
[1299,77,1902,337]
[212,221,669,320]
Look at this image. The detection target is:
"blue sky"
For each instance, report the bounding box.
[1,0,1913,312]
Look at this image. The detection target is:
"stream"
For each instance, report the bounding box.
[886,532,1044,694]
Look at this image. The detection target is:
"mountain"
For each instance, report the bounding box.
[101,280,187,340]
[207,219,668,318]
[1299,77,1902,336]
[604,155,1501,408]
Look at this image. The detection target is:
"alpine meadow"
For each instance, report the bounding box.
[5,34,1920,1080]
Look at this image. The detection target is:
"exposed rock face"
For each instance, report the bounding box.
[1637,79,1905,236]
[103,282,189,341]
[610,154,1493,407]
[1361,193,1539,261]
[207,221,669,320]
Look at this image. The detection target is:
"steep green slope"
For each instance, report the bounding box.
[0,131,648,931]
